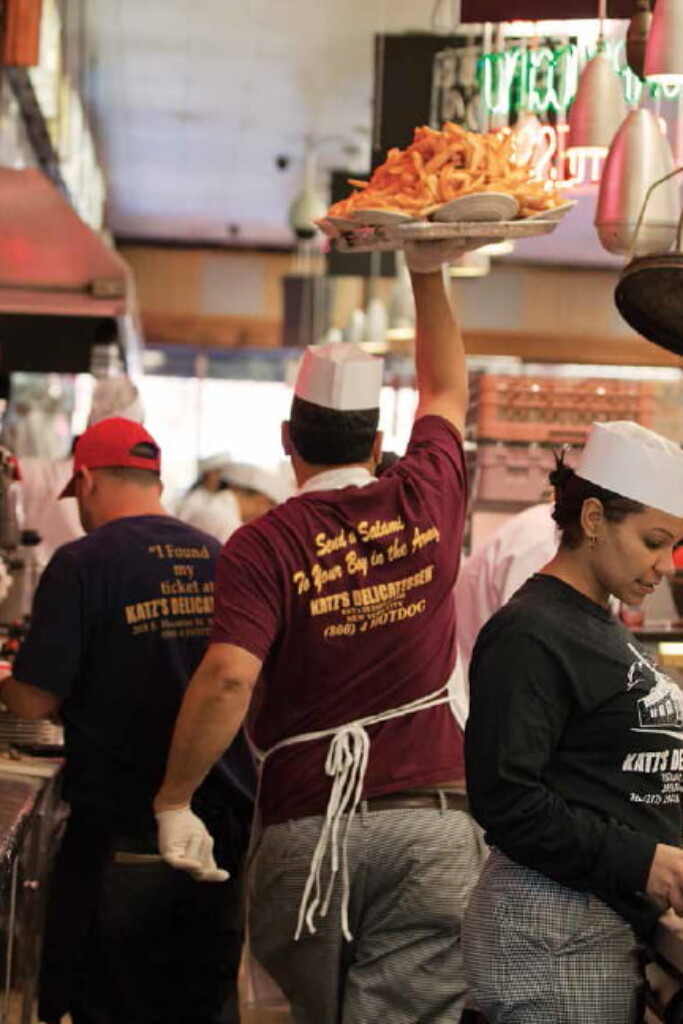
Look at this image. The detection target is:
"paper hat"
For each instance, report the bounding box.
[60,418,161,498]
[294,343,383,411]
[198,451,233,476]
[577,421,683,518]
[221,462,291,505]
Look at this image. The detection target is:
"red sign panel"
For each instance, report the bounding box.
[2,0,44,67]
[461,1,639,19]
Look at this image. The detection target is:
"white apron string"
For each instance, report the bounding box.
[250,683,454,942]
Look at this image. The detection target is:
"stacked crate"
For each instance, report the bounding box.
[471,374,655,505]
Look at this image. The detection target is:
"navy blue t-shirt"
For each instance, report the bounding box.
[14,515,255,844]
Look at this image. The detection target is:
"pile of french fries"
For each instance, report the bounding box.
[327,122,564,221]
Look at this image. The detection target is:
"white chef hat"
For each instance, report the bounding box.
[577,421,683,518]
[294,342,383,411]
[221,462,291,505]
[198,451,232,476]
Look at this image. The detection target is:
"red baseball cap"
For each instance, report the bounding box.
[60,417,161,498]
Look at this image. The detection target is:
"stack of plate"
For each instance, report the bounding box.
[317,196,576,253]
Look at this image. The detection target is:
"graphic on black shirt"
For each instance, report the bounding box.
[13,516,256,834]
[626,642,683,737]
[466,574,683,940]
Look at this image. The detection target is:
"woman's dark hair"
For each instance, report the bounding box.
[289,396,379,466]
[550,448,645,549]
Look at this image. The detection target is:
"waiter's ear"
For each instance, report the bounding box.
[371,431,383,466]
[281,421,292,457]
[79,465,96,497]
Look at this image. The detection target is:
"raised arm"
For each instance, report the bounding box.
[405,242,469,433]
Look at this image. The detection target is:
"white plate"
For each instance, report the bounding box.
[431,192,520,223]
[352,208,416,226]
[523,200,577,222]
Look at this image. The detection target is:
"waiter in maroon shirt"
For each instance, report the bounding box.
[155,240,486,1024]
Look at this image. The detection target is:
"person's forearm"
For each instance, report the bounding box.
[154,657,252,812]
[412,269,467,411]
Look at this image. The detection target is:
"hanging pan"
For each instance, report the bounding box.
[615,166,683,355]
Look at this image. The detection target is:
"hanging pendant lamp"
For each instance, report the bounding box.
[614,167,683,355]
[567,49,627,157]
[626,0,652,80]
[644,0,683,85]
[595,107,679,256]
[567,1,627,157]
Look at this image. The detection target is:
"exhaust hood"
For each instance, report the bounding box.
[0,167,142,375]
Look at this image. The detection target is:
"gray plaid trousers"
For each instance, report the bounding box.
[463,849,642,1024]
[249,805,486,1024]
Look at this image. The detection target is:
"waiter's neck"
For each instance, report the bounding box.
[292,457,376,488]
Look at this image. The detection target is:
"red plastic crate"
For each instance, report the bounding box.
[475,375,654,445]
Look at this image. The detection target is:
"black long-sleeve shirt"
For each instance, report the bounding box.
[466,573,683,940]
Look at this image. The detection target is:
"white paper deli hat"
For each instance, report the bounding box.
[198,451,232,476]
[577,421,683,518]
[294,342,383,411]
[221,462,291,504]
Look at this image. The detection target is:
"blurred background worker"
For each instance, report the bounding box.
[220,460,291,521]
[176,451,242,543]
[0,417,255,1024]
[18,377,145,574]
[448,502,559,729]
[177,454,290,542]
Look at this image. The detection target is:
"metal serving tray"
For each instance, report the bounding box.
[329,217,560,254]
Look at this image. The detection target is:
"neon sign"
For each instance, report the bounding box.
[509,118,604,187]
[482,46,578,114]
[480,40,682,115]
[481,39,681,188]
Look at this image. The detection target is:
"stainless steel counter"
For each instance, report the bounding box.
[0,760,62,1024]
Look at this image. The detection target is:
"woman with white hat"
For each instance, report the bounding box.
[464,420,683,1023]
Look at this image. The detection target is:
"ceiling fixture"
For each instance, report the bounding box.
[288,137,327,242]
[595,107,679,256]
[566,0,627,158]
[644,0,683,85]
[626,0,652,80]
[614,167,683,355]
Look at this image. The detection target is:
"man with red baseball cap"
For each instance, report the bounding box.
[0,416,255,1024]
[58,416,162,499]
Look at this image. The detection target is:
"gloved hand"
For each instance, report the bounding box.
[155,805,229,883]
[404,237,499,274]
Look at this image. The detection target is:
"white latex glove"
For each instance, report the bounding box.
[155,805,229,883]
[404,237,499,274]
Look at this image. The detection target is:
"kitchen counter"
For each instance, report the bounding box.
[0,773,46,889]
[0,758,63,1024]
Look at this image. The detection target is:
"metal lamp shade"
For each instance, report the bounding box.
[626,3,653,80]
[567,51,627,156]
[595,108,679,256]
[615,253,683,355]
[614,166,683,356]
[289,186,327,239]
[644,0,683,84]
